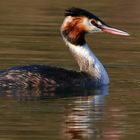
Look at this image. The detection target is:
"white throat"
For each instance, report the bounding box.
[63,38,109,85]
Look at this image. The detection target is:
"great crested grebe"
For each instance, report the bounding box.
[0,8,129,90]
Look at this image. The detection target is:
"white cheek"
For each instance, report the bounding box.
[89,22,102,33]
[62,16,73,27]
[89,25,102,33]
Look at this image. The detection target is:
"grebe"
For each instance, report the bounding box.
[0,8,129,90]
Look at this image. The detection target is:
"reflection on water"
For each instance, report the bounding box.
[62,86,127,140]
[0,86,109,140]
[63,87,108,140]
[0,86,139,140]
[59,86,124,140]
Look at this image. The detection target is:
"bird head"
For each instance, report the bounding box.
[61,7,129,45]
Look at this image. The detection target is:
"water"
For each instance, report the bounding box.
[0,0,139,139]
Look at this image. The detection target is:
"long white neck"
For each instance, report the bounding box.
[61,16,109,85]
[64,39,109,85]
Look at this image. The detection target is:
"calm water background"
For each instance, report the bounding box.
[0,0,139,140]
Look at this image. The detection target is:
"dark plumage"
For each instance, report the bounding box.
[65,7,101,21]
[0,65,99,90]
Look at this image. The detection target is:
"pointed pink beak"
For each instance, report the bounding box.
[101,25,130,36]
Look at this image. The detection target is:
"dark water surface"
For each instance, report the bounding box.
[0,0,139,140]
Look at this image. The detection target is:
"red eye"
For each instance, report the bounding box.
[90,19,102,29]
[90,19,97,25]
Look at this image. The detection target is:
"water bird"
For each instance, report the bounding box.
[0,8,129,90]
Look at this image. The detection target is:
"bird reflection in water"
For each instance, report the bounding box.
[63,86,109,140]
[0,86,124,139]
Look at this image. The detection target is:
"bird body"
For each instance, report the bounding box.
[0,65,101,89]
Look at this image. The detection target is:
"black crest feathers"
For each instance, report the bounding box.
[65,7,100,20]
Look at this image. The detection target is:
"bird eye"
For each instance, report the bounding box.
[90,19,97,25]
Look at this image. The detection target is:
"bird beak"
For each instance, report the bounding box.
[101,25,130,36]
